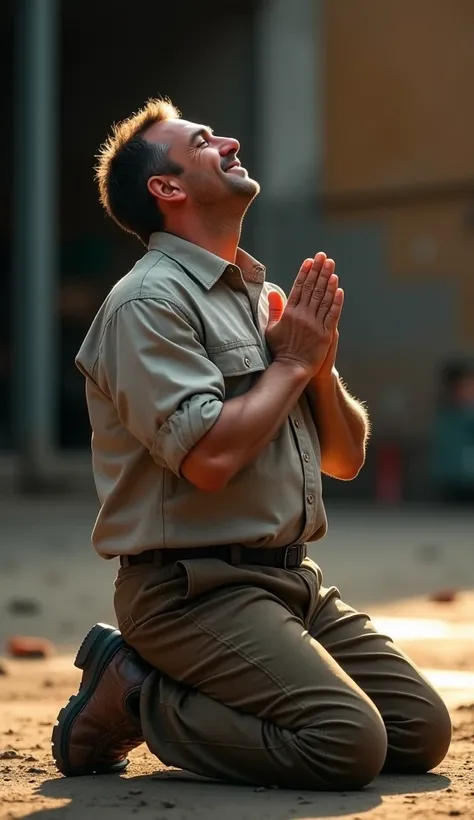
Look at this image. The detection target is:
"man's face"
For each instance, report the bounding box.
[146,118,260,211]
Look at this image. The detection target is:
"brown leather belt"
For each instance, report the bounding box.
[120,543,306,570]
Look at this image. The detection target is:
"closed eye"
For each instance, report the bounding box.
[189,126,214,149]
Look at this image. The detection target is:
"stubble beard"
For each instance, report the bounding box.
[187,171,260,229]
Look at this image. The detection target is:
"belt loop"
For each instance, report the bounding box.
[230,545,242,565]
[284,544,306,569]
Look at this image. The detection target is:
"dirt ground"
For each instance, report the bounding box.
[1,593,474,820]
[2,500,474,818]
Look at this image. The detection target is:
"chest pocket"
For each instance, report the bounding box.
[208,342,267,400]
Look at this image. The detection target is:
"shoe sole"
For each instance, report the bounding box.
[51,623,129,777]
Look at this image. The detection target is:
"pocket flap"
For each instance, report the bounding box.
[209,343,266,377]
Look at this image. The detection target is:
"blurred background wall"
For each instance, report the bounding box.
[1,0,474,503]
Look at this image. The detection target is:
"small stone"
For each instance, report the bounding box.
[0,750,23,760]
[161,799,177,808]
[4,730,14,736]
[26,766,47,774]
[128,789,142,796]
[25,755,38,762]
[6,598,42,616]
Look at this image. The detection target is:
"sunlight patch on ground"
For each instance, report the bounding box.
[423,669,474,708]
[371,615,474,707]
[372,616,474,642]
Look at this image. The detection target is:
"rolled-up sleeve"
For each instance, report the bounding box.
[97,298,224,476]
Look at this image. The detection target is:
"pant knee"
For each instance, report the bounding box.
[299,699,388,790]
[385,689,452,774]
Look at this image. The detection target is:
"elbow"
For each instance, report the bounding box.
[336,462,364,481]
[181,451,236,492]
[322,450,366,481]
[189,469,231,493]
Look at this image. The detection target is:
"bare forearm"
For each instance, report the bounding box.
[182,360,310,490]
[307,372,369,480]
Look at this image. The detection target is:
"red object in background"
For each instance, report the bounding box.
[376,442,402,503]
[429,589,459,604]
[6,636,55,659]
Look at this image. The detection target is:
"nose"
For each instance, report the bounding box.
[218,136,240,157]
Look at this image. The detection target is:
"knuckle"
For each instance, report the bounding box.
[311,286,325,299]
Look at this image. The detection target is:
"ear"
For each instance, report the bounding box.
[147,175,187,204]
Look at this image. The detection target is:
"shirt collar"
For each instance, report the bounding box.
[148,232,266,290]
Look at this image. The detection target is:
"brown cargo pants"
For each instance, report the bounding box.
[114,556,452,790]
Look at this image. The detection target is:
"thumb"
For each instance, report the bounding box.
[266,290,285,331]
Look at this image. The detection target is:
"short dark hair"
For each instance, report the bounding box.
[95,98,182,245]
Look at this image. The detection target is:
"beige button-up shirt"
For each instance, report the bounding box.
[76,232,327,558]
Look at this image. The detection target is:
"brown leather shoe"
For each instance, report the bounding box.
[52,623,150,776]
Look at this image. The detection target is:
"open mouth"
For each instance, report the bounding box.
[224,161,244,174]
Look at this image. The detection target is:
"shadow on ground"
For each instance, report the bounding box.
[24,770,451,820]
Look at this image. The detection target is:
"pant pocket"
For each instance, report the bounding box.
[177,558,253,601]
[299,559,322,628]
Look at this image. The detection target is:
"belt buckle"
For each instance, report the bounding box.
[284,544,302,569]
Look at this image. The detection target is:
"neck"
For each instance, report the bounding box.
[165,211,243,264]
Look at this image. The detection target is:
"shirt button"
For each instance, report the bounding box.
[244,357,251,368]
[303,453,310,463]
[294,419,300,428]
[307,494,314,505]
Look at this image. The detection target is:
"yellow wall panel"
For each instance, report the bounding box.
[325,0,474,195]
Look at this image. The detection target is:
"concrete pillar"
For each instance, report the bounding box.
[252,0,324,289]
[12,0,59,489]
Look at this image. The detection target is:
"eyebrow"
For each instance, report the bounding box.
[189,126,214,146]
